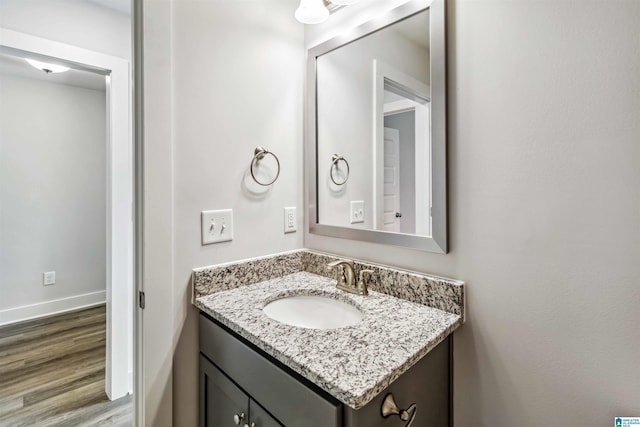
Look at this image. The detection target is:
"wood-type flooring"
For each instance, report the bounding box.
[0,305,132,426]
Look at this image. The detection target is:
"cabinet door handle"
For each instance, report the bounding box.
[381,394,417,427]
[233,413,245,425]
[243,423,256,427]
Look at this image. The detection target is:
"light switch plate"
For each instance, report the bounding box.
[350,200,364,224]
[201,209,233,244]
[284,207,297,233]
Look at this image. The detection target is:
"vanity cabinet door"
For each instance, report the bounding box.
[249,399,283,427]
[200,355,249,427]
[200,314,342,427]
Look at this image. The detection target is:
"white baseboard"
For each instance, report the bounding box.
[0,291,106,326]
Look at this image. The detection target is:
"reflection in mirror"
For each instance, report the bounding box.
[309,0,446,252]
[308,0,447,252]
[317,10,429,233]
[379,57,430,236]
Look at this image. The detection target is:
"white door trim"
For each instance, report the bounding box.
[0,28,134,401]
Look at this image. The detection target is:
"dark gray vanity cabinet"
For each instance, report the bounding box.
[199,313,342,427]
[200,355,282,427]
[199,313,451,427]
[342,339,451,427]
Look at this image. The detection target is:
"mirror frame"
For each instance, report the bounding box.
[306,0,447,253]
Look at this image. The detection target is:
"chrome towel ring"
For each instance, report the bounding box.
[250,146,280,186]
[330,154,350,186]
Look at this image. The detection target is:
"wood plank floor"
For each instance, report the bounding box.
[0,305,133,426]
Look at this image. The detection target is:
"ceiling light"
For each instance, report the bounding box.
[295,0,329,24]
[25,58,70,74]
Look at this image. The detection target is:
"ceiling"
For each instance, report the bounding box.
[0,52,106,91]
[0,0,129,89]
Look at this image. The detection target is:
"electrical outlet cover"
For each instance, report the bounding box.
[284,207,297,233]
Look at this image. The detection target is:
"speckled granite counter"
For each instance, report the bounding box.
[194,261,464,409]
[193,249,465,319]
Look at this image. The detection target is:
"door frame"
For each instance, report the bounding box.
[0,28,134,401]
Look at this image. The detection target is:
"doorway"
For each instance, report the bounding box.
[0,24,134,423]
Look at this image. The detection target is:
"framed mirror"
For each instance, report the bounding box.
[307,0,447,253]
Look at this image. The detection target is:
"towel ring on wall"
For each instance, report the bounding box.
[330,154,350,186]
[250,146,280,186]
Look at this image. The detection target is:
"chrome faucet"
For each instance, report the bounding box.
[327,259,373,296]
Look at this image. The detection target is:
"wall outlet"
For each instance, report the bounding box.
[284,207,297,233]
[350,200,365,224]
[43,271,56,286]
[201,209,233,245]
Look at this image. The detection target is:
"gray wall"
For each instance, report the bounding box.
[140,0,640,425]
[140,0,174,423]
[170,0,304,425]
[307,0,640,426]
[0,73,106,311]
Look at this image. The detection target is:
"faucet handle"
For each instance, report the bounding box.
[359,269,373,280]
[357,269,374,295]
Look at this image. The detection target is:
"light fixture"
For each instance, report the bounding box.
[25,58,70,74]
[330,0,360,5]
[294,0,329,25]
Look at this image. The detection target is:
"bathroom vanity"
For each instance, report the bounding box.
[193,250,464,427]
[199,313,451,427]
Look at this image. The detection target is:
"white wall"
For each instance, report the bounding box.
[306,0,640,426]
[0,0,131,60]
[0,73,106,319]
[169,0,304,425]
[316,20,428,228]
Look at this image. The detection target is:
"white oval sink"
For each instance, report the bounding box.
[263,295,363,330]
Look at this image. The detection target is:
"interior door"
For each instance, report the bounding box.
[383,127,401,232]
[200,355,249,427]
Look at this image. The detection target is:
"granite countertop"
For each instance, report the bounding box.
[195,271,462,410]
